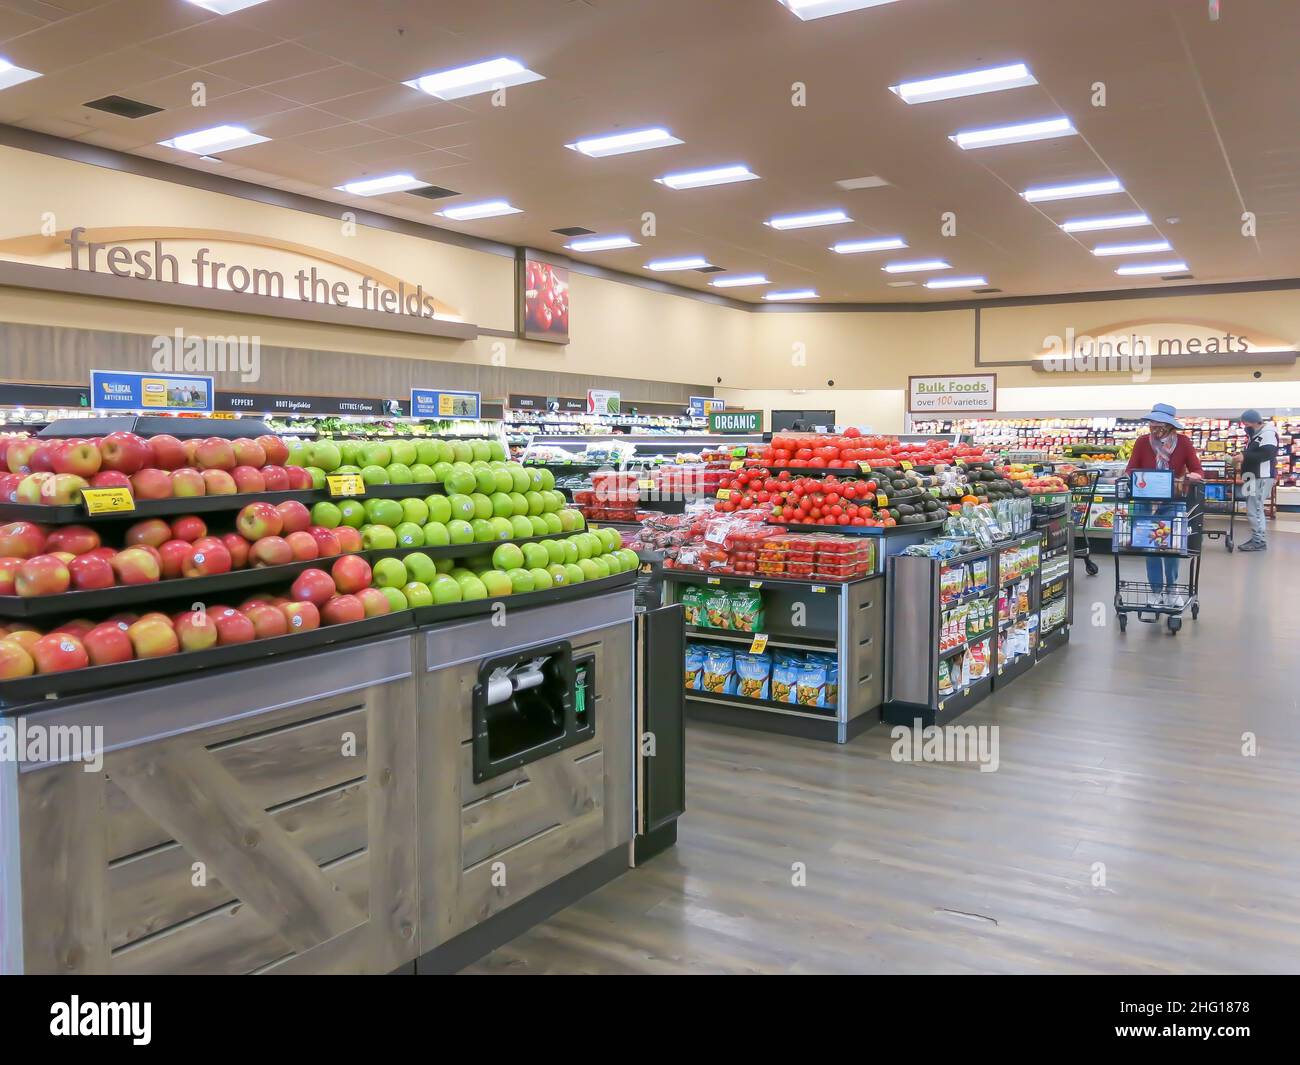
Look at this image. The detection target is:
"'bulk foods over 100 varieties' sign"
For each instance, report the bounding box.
[907,374,998,414]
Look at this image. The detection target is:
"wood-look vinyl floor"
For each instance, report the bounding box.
[466,526,1300,974]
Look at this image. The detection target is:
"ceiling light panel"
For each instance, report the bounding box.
[950,117,1075,150]
[436,200,521,221]
[924,276,987,289]
[883,259,949,273]
[565,235,640,252]
[1115,261,1189,276]
[655,164,758,189]
[832,237,907,254]
[1092,240,1172,257]
[891,62,1036,105]
[777,0,903,20]
[764,289,819,300]
[335,173,430,196]
[566,128,682,157]
[1060,213,1150,233]
[184,0,272,12]
[1022,178,1123,202]
[0,58,41,91]
[766,209,851,230]
[710,275,770,288]
[159,124,268,154]
[646,256,711,271]
[404,57,543,101]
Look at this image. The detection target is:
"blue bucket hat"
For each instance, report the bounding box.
[1142,403,1183,430]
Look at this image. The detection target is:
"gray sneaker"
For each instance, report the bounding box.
[1238,538,1266,552]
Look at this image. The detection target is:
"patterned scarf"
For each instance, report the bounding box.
[1150,430,1178,470]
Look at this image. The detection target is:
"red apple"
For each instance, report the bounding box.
[157,539,194,579]
[232,438,267,468]
[6,440,41,474]
[84,546,118,563]
[68,552,116,590]
[246,603,289,638]
[16,554,70,596]
[127,616,179,659]
[170,467,206,497]
[90,469,132,490]
[230,466,266,494]
[0,522,47,558]
[284,530,319,561]
[0,472,20,501]
[184,536,233,577]
[175,610,219,652]
[221,532,250,569]
[135,544,162,567]
[322,593,365,625]
[125,518,172,548]
[334,527,363,554]
[52,439,102,477]
[210,606,255,645]
[0,638,35,678]
[111,546,161,585]
[200,469,238,495]
[330,555,372,594]
[83,622,134,666]
[51,618,96,639]
[32,632,89,673]
[29,443,57,473]
[285,466,313,490]
[258,435,289,465]
[260,465,290,492]
[355,587,392,617]
[279,600,321,633]
[307,526,341,557]
[15,472,53,505]
[0,556,21,595]
[130,468,172,500]
[195,437,236,471]
[276,500,311,534]
[46,526,100,555]
[104,613,138,629]
[100,432,150,474]
[170,515,207,543]
[236,502,283,540]
[46,474,90,506]
[182,439,200,466]
[290,568,336,607]
[147,434,187,470]
[239,595,275,613]
[250,535,293,568]
[4,629,41,655]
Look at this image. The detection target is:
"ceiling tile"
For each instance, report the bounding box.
[259,64,389,105]
[202,41,338,88]
[136,13,281,68]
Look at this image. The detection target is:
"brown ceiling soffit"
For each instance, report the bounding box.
[1032,351,1295,372]
[0,259,477,342]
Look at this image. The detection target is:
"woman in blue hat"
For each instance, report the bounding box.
[1125,404,1204,602]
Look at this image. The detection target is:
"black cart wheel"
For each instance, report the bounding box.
[1191,604,1199,620]
[1084,558,1099,576]
[1226,541,1234,553]
[1117,613,1128,632]
[1167,616,1181,634]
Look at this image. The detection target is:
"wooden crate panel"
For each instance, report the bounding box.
[458,730,602,805]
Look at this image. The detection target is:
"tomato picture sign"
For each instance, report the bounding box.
[518,250,570,344]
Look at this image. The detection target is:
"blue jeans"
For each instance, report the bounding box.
[1146,554,1179,591]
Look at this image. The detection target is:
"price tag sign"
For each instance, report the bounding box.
[956,459,967,468]
[639,563,653,574]
[638,479,654,490]
[811,585,827,594]
[327,473,365,497]
[707,577,721,585]
[900,460,913,471]
[857,462,872,474]
[749,633,769,654]
[82,486,135,515]
[748,580,763,590]
[717,489,732,500]
[876,492,889,507]
[210,412,237,420]
[730,460,745,471]
[732,446,748,458]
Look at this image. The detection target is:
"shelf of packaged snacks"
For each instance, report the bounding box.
[685,689,838,720]
[684,626,837,653]
[663,569,851,592]
[1037,620,1070,659]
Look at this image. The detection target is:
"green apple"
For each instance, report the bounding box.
[338,441,362,466]
[504,491,526,516]
[402,581,434,608]
[493,543,525,571]
[432,461,454,484]
[528,516,549,537]
[435,556,454,574]
[470,518,497,542]
[616,548,639,571]
[510,515,534,539]
[600,552,622,574]
[362,525,398,550]
[445,469,477,496]
[386,463,413,484]
[469,556,493,574]
[306,466,328,489]
[451,441,474,464]
[528,467,546,491]
[450,567,477,584]
[309,441,342,472]
[446,494,476,521]
[562,540,579,564]
[430,574,463,604]
[508,466,531,493]
[422,521,451,546]
[394,522,424,547]
[459,575,489,600]
[570,510,586,531]
[390,440,417,466]
[372,557,408,588]
[361,442,392,468]
[335,464,363,476]
[361,464,389,485]
[578,558,601,581]
[563,563,585,585]
[540,539,565,565]
[410,463,436,484]
[480,569,513,597]
[447,519,475,545]
[401,552,435,584]
[471,493,493,520]
[488,440,507,462]
[472,440,492,463]
[338,499,367,528]
[597,528,620,552]
[492,468,514,493]
[546,563,568,586]
[528,567,553,591]
[416,441,441,466]
[365,497,404,527]
[473,468,496,494]
[521,542,550,570]
[590,557,611,579]
[311,501,342,528]
[489,517,514,540]
[537,468,555,490]
[523,491,544,515]
[558,509,580,532]
[489,492,512,518]
[546,491,566,513]
[287,442,309,467]
[506,568,535,594]
[425,495,452,524]
[572,533,594,560]
[379,586,408,612]
[399,497,430,525]
[542,513,564,534]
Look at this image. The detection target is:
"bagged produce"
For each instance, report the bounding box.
[796,660,829,708]
[679,585,707,626]
[734,651,772,700]
[729,588,765,632]
[684,644,706,690]
[702,646,736,695]
[771,652,803,704]
[703,586,734,629]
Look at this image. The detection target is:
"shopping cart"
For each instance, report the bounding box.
[1112,472,1203,634]
[1064,466,1102,576]
[1199,459,1238,552]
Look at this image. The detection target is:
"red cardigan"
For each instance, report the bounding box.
[1125,433,1204,478]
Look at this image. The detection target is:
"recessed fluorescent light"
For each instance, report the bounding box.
[1115,261,1189,276]
[710,274,770,288]
[883,259,949,273]
[0,58,41,91]
[566,127,682,158]
[655,164,758,190]
[1060,212,1150,233]
[887,280,917,287]
[832,236,907,254]
[564,235,640,252]
[925,276,987,289]
[777,0,903,20]
[764,289,819,301]
[891,62,1036,105]
[1092,240,1172,257]
[645,256,711,271]
[335,173,431,196]
[404,58,542,101]
[184,0,271,12]
[950,116,1075,150]
[766,209,851,230]
[158,124,269,155]
[1023,177,1124,202]
[835,175,890,190]
[436,200,522,221]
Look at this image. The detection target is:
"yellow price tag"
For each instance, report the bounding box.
[877,492,889,507]
[82,486,135,515]
[749,633,769,654]
[811,585,827,594]
[638,479,654,490]
[210,412,237,420]
[707,577,721,585]
[327,473,365,497]
[730,460,745,471]
[748,580,763,590]
[900,460,913,471]
[717,489,732,500]
[857,462,872,473]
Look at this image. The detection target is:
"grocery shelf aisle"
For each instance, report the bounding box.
[466,535,1300,974]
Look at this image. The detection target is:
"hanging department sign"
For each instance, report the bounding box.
[689,396,725,417]
[410,389,482,420]
[90,370,214,413]
[908,374,998,414]
[587,389,621,415]
[709,410,763,433]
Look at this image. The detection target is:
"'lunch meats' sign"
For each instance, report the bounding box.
[908,374,997,414]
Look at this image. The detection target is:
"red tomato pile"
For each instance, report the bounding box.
[757,429,986,469]
[523,261,569,336]
[717,469,894,527]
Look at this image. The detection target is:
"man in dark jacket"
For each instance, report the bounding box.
[1235,409,1279,551]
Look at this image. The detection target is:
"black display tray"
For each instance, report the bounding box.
[780,518,946,536]
[410,568,636,624]
[661,569,865,591]
[685,689,837,718]
[0,481,446,525]
[0,533,560,618]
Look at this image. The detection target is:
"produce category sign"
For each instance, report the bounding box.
[519,252,570,344]
[908,374,997,414]
[690,396,725,417]
[587,389,621,415]
[709,410,763,433]
[90,370,214,413]
[410,389,481,420]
